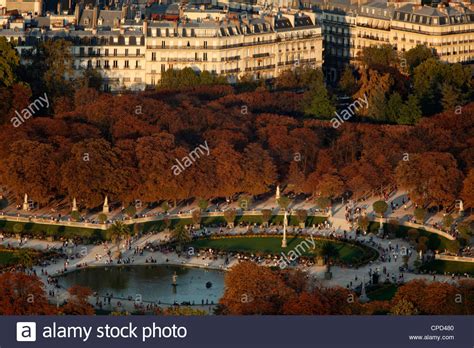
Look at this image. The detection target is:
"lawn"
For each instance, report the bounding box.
[0,220,105,242]
[368,222,460,253]
[0,249,18,265]
[188,236,377,265]
[421,260,474,276]
[141,214,327,233]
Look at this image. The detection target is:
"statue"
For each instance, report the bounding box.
[282,210,288,248]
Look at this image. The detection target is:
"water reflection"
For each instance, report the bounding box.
[59,265,225,305]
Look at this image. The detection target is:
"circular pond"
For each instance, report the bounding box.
[59,265,225,305]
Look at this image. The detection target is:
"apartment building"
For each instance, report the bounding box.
[306,0,474,70]
[391,2,474,63]
[0,8,323,91]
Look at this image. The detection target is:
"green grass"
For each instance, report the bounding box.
[367,284,398,301]
[188,236,377,265]
[0,249,18,265]
[141,214,327,233]
[421,260,474,276]
[0,220,105,242]
[368,222,460,253]
[0,213,327,242]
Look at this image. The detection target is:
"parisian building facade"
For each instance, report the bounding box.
[0,0,473,91]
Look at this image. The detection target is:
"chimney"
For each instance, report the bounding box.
[122,4,128,20]
[57,0,61,14]
[142,19,148,35]
[92,5,98,28]
[74,2,80,24]
[68,0,72,14]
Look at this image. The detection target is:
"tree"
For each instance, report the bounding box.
[385,92,404,123]
[107,221,130,251]
[441,82,461,112]
[316,174,345,199]
[303,82,336,119]
[98,213,107,224]
[315,196,331,211]
[403,45,436,73]
[60,139,124,208]
[76,67,103,90]
[414,208,427,223]
[277,196,291,210]
[71,210,82,222]
[338,65,358,95]
[390,299,419,315]
[197,198,209,212]
[159,68,226,90]
[359,45,398,70]
[171,225,191,248]
[373,200,388,218]
[191,209,201,226]
[358,215,369,234]
[4,140,60,206]
[219,262,294,315]
[161,201,170,212]
[238,195,252,210]
[124,205,137,218]
[354,69,392,118]
[0,37,20,87]
[412,59,471,115]
[0,272,55,315]
[318,242,339,273]
[295,209,307,226]
[442,214,454,230]
[397,95,422,125]
[16,249,34,269]
[261,209,272,226]
[61,285,94,315]
[367,88,388,121]
[407,229,419,244]
[461,170,474,209]
[223,209,237,227]
[35,39,74,100]
[395,153,463,207]
[282,290,330,315]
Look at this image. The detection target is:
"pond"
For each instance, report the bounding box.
[59,265,225,305]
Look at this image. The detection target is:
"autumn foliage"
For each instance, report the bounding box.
[0,86,472,209]
[219,263,474,315]
[0,272,55,315]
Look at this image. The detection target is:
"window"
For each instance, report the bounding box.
[152,52,156,61]
[113,60,118,68]
[124,60,129,68]
[105,49,109,56]
[104,60,109,68]
[204,41,208,48]
[136,49,140,56]
[203,53,208,61]
[114,49,117,56]
[161,64,166,72]
[135,61,139,68]
[125,49,128,56]
[161,41,166,48]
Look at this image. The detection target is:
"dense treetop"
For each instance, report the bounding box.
[0,81,472,209]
